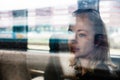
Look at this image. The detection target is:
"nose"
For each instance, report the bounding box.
[68,38,77,53]
[70,39,77,44]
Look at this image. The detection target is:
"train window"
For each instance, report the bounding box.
[0,0,120,54]
[27,1,77,51]
[26,0,120,56]
[0,9,28,50]
[99,0,120,56]
[0,0,120,80]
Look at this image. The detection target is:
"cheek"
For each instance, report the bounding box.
[86,36,94,47]
[78,39,94,50]
[68,40,74,52]
[84,40,94,53]
[86,42,94,49]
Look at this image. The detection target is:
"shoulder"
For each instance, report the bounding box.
[94,62,110,76]
[93,62,119,80]
[95,62,110,71]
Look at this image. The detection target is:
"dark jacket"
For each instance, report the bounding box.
[75,63,119,80]
[44,60,119,80]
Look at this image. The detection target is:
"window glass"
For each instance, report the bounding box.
[100,0,120,55]
[0,0,119,55]
[0,1,120,80]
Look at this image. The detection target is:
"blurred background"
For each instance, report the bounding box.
[0,0,120,55]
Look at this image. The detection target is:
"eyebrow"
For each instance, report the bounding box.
[77,29,88,33]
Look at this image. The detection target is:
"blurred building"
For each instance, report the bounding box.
[100,0,120,34]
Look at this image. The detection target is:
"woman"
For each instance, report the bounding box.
[68,9,119,80]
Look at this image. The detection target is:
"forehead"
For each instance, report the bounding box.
[72,16,94,32]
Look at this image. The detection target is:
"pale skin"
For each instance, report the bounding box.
[69,16,95,75]
[69,16,95,58]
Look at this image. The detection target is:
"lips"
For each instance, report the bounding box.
[70,47,75,53]
[70,46,80,53]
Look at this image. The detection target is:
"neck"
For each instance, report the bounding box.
[79,58,89,68]
[76,51,94,60]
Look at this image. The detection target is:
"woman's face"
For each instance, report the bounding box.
[69,16,95,58]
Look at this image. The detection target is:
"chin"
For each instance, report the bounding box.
[75,53,87,58]
[74,53,81,58]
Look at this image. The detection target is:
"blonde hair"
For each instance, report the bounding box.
[69,9,117,75]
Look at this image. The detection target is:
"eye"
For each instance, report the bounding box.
[78,33,86,37]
